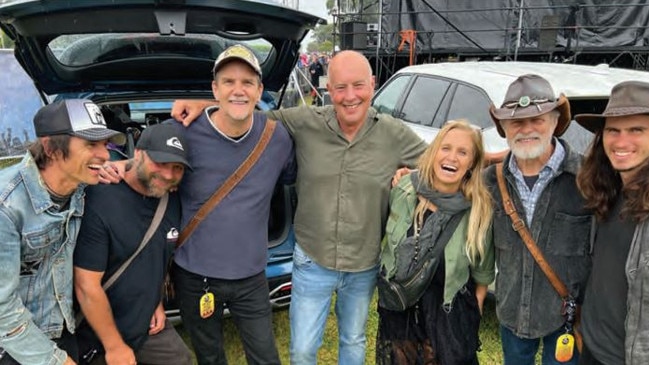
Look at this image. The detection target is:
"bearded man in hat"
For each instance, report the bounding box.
[74,123,192,365]
[484,74,591,365]
[575,80,649,365]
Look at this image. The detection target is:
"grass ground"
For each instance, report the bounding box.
[176,292,511,364]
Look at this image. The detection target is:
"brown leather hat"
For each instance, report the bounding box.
[489,74,571,137]
[574,81,649,133]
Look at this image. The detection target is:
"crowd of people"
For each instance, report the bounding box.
[1,42,648,365]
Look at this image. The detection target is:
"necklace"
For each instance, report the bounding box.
[42,178,71,199]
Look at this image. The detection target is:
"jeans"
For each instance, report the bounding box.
[0,328,78,365]
[500,325,579,365]
[289,244,378,365]
[172,264,280,365]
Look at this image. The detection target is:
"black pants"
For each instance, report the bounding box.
[172,263,280,365]
[0,327,78,364]
[577,344,606,365]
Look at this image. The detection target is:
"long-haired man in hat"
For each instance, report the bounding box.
[575,80,649,365]
[484,74,591,364]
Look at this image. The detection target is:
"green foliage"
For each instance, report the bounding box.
[312,23,334,45]
[1,29,14,49]
[307,40,334,53]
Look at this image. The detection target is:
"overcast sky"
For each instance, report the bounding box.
[296,0,328,19]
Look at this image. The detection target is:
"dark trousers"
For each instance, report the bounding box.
[577,344,606,365]
[0,328,78,364]
[172,263,280,365]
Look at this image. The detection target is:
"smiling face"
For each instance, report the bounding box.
[326,51,375,128]
[50,136,110,191]
[134,150,184,197]
[603,114,649,184]
[212,60,263,124]
[431,128,475,193]
[501,111,558,162]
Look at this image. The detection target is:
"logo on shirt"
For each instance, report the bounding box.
[166,227,179,242]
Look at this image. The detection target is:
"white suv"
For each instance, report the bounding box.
[372,61,649,154]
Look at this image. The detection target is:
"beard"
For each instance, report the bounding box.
[509,132,553,160]
[135,159,177,197]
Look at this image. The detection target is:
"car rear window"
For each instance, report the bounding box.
[49,33,272,67]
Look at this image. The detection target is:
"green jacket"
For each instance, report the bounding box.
[380,175,495,305]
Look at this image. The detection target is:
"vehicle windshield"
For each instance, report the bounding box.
[49,33,272,67]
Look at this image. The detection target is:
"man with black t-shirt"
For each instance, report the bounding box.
[575,81,649,365]
[73,124,192,365]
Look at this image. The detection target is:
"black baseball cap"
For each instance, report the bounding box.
[136,124,192,170]
[33,99,126,145]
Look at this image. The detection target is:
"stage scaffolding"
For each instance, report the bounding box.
[331,1,649,86]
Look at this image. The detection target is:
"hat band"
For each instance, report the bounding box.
[503,97,554,117]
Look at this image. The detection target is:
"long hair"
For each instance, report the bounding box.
[28,135,72,170]
[578,128,649,222]
[416,120,493,264]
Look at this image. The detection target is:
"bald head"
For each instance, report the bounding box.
[326,51,376,129]
[328,51,373,79]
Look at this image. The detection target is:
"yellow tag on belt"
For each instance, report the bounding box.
[555,333,575,363]
[199,292,215,319]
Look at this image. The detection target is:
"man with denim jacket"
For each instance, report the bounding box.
[484,75,591,364]
[575,81,649,365]
[0,99,124,365]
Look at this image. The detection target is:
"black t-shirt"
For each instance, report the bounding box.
[74,182,181,351]
[581,195,635,364]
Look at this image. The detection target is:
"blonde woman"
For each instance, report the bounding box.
[377,120,494,364]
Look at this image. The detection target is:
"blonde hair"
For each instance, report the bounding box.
[415,120,493,264]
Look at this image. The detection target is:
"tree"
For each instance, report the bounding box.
[306,23,336,53]
[1,29,14,49]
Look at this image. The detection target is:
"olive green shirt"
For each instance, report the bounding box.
[268,106,426,271]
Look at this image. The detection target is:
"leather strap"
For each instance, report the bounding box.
[177,119,277,248]
[495,163,582,351]
[76,192,169,326]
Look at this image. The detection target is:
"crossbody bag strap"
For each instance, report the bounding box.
[76,192,169,326]
[176,119,277,248]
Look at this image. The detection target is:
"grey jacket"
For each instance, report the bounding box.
[484,140,592,338]
[626,220,649,364]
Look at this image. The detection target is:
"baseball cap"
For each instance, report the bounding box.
[136,123,192,170]
[33,99,126,145]
[212,44,262,77]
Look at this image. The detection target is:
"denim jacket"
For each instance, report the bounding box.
[0,153,85,365]
[484,140,592,338]
[625,220,649,364]
[380,175,495,306]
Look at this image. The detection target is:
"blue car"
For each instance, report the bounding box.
[0,0,324,318]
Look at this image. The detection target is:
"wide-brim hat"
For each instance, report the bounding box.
[489,74,571,137]
[574,80,649,133]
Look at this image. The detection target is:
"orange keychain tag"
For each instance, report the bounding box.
[199,292,215,319]
[555,333,575,363]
